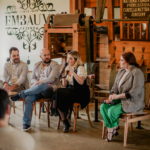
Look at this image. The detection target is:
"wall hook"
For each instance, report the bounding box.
[113,54,115,58]
[142,47,145,52]
[122,47,125,52]
[132,47,135,52]
[114,46,116,51]
[141,55,144,60]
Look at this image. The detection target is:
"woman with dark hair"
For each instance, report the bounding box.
[50,51,90,132]
[100,52,145,142]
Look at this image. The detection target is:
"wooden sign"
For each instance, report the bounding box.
[123,0,150,18]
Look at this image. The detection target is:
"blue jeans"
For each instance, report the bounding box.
[22,83,53,125]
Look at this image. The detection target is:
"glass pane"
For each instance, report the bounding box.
[141,23,146,40]
[129,23,133,40]
[135,23,140,40]
[123,23,127,39]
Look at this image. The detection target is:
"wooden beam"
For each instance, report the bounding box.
[47,28,73,33]
[43,24,51,53]
[120,0,123,39]
[85,0,120,8]
[70,0,78,13]
[92,8,96,19]
[73,23,80,51]
[107,0,114,41]
[78,0,85,13]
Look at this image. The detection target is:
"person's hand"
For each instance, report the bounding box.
[104,99,110,104]
[61,68,67,77]
[68,65,74,73]
[31,81,43,87]
[111,94,119,100]
[6,85,15,92]
[108,95,113,102]
[3,82,9,90]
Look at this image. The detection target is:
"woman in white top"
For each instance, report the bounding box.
[50,51,90,132]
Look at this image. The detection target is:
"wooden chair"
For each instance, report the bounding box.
[34,98,51,127]
[57,74,95,132]
[12,98,36,115]
[102,112,150,147]
[12,99,25,114]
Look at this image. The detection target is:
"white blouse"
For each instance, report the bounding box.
[66,66,87,85]
[118,71,129,88]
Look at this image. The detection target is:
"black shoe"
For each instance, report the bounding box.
[50,109,54,116]
[54,109,59,116]
[10,94,21,101]
[22,124,30,132]
[63,119,70,133]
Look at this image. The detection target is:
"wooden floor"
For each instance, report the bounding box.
[10,102,150,150]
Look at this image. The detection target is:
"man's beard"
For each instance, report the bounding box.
[42,58,50,64]
[13,58,20,63]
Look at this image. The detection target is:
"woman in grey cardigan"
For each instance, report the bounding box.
[100,52,145,142]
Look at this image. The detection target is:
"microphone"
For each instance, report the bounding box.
[59,62,68,78]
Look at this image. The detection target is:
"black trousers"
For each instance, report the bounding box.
[51,87,80,113]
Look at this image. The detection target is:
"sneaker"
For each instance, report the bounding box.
[22,124,31,132]
[10,94,21,101]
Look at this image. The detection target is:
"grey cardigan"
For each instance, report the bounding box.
[111,66,145,113]
[2,60,29,89]
[31,60,61,91]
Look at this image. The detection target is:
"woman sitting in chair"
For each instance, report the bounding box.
[100,52,145,142]
[50,51,90,132]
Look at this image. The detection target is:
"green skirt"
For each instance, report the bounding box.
[100,99,125,128]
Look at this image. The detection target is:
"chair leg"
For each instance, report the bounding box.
[148,94,150,108]
[47,102,50,127]
[31,104,34,121]
[124,116,129,147]
[13,102,15,114]
[73,106,78,132]
[34,102,36,115]
[86,105,92,127]
[130,116,133,132]
[23,100,25,112]
[57,117,61,129]
[102,121,106,138]
[39,102,42,119]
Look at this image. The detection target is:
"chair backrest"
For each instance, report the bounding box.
[87,74,95,90]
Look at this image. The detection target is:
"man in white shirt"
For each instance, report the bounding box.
[2,47,29,93]
[0,88,35,150]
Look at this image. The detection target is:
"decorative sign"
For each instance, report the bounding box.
[123,0,150,18]
[5,0,55,52]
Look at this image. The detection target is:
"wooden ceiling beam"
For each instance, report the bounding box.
[85,0,119,8]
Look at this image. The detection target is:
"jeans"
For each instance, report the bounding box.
[22,83,53,125]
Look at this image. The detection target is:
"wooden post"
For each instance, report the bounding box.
[43,24,51,54]
[70,0,78,13]
[92,8,96,19]
[78,0,85,13]
[72,23,79,51]
[107,0,114,41]
[120,0,123,39]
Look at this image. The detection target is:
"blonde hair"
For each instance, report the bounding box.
[67,51,84,69]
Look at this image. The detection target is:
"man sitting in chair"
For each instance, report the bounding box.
[11,48,60,131]
[2,47,29,93]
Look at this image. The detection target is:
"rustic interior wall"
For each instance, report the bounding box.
[0,0,70,75]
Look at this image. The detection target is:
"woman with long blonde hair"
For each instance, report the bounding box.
[50,51,90,132]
